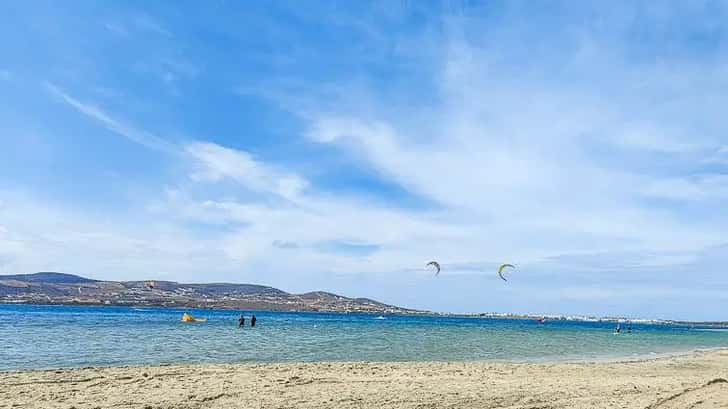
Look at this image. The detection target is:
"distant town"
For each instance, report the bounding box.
[458,312,673,325]
[1,272,725,326]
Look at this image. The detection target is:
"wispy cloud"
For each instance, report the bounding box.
[644,174,728,202]
[609,123,703,154]
[45,83,178,154]
[133,13,172,37]
[132,58,199,92]
[104,22,129,37]
[706,146,728,165]
[45,85,310,204]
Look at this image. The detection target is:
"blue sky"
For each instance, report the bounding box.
[2,1,728,320]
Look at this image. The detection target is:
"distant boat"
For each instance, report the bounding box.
[375,316,386,320]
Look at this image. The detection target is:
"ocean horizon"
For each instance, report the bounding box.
[3,304,728,371]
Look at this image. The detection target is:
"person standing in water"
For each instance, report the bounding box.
[251,314,257,327]
[238,314,245,328]
[615,323,621,333]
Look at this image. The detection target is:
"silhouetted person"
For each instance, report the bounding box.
[251,315,256,327]
[627,323,632,333]
[238,314,245,328]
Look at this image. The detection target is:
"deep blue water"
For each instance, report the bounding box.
[2,304,728,370]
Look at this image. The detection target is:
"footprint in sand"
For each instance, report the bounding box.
[650,378,728,408]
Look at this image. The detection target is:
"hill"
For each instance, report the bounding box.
[0,273,422,314]
[0,272,98,283]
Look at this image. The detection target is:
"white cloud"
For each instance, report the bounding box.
[186,142,309,201]
[305,104,719,248]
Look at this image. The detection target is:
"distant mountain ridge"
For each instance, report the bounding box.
[1,272,98,283]
[0,272,422,314]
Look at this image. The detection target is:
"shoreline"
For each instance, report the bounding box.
[3,349,728,408]
[4,346,728,374]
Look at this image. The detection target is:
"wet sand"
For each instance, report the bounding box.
[2,349,728,409]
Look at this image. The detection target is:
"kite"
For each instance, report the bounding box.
[426,261,441,276]
[497,264,514,281]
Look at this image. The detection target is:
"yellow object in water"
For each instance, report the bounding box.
[181,312,207,323]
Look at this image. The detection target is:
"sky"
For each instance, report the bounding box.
[2,1,728,320]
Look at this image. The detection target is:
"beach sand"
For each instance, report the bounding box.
[2,350,728,409]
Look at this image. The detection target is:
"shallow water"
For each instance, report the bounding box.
[1,304,727,370]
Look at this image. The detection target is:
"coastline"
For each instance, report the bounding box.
[7,302,728,329]
[4,346,728,374]
[519,345,728,365]
[3,349,728,408]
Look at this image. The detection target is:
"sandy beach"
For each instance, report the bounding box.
[2,350,728,409]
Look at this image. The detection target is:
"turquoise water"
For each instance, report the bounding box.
[2,304,728,370]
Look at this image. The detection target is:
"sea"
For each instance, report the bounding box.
[2,304,728,371]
